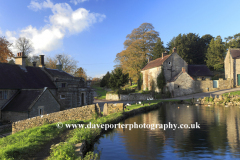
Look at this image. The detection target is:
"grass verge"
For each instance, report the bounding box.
[92,86,108,100]
[222,91,240,97]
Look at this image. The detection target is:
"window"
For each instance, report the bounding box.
[168,62,171,65]
[39,109,43,115]
[178,85,180,88]
[61,83,66,88]
[60,95,66,99]
[38,106,44,116]
[0,91,8,100]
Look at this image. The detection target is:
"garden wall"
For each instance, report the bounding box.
[103,103,124,116]
[12,104,98,134]
[106,93,153,101]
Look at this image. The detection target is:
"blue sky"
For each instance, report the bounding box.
[1,0,240,78]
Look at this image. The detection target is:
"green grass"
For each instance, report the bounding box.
[0,120,80,160]
[92,86,108,100]
[222,91,240,97]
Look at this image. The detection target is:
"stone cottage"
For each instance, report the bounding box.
[224,48,240,87]
[0,52,94,122]
[141,48,213,96]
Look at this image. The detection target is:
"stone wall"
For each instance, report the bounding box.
[106,93,153,101]
[12,104,99,134]
[103,103,123,116]
[195,78,232,93]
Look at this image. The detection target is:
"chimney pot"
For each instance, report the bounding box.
[182,67,185,73]
[32,62,37,67]
[162,51,168,59]
[173,47,177,53]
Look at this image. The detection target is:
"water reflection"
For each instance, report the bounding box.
[94,103,240,159]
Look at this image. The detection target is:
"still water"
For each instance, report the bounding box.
[93,103,240,159]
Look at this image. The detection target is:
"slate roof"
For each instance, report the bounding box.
[141,55,170,71]
[45,68,74,78]
[188,65,213,77]
[1,89,43,112]
[230,49,240,59]
[168,71,194,82]
[0,63,56,89]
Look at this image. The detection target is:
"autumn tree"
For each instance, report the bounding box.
[74,67,87,80]
[108,68,129,90]
[115,23,160,82]
[45,53,78,75]
[0,36,14,63]
[205,36,226,70]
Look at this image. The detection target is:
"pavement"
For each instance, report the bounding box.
[94,87,240,111]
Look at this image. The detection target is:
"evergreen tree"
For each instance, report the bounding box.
[137,73,143,90]
[100,72,110,87]
[205,36,226,70]
[157,67,166,93]
[152,38,165,60]
[108,68,129,90]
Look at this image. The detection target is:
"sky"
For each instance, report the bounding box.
[1,0,240,78]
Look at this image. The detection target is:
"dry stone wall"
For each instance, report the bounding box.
[106,93,153,101]
[103,103,123,116]
[12,104,98,134]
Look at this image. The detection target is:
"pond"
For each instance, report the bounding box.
[93,103,240,159]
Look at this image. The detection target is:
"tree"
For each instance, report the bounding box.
[157,67,166,93]
[108,68,129,90]
[205,36,226,70]
[137,73,143,90]
[74,67,87,80]
[0,36,14,63]
[167,33,213,65]
[100,72,110,88]
[152,38,165,60]
[45,53,78,75]
[115,23,160,82]
[225,33,240,48]
[15,37,34,56]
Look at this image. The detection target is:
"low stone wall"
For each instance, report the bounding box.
[12,104,99,134]
[106,93,153,101]
[103,103,123,116]
[198,94,240,106]
[0,124,12,133]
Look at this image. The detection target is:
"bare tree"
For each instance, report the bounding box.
[15,37,34,56]
[45,53,78,75]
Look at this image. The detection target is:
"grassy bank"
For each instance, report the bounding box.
[222,91,240,97]
[0,99,184,160]
[92,86,108,100]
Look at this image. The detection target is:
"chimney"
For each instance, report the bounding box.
[56,55,62,70]
[173,47,177,53]
[39,55,45,68]
[182,67,185,73]
[162,51,168,59]
[14,52,27,70]
[32,61,37,67]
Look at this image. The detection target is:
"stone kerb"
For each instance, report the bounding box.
[12,104,97,134]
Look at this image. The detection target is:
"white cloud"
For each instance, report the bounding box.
[28,0,53,11]
[70,0,89,5]
[7,0,106,56]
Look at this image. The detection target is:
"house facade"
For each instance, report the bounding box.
[0,52,94,122]
[141,48,213,97]
[224,48,240,87]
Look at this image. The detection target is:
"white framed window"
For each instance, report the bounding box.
[0,91,8,100]
[60,95,66,99]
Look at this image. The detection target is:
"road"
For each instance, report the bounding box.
[94,87,240,111]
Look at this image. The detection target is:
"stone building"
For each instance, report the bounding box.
[141,48,213,96]
[224,48,240,87]
[0,52,94,122]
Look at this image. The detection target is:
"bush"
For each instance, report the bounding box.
[117,88,135,94]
